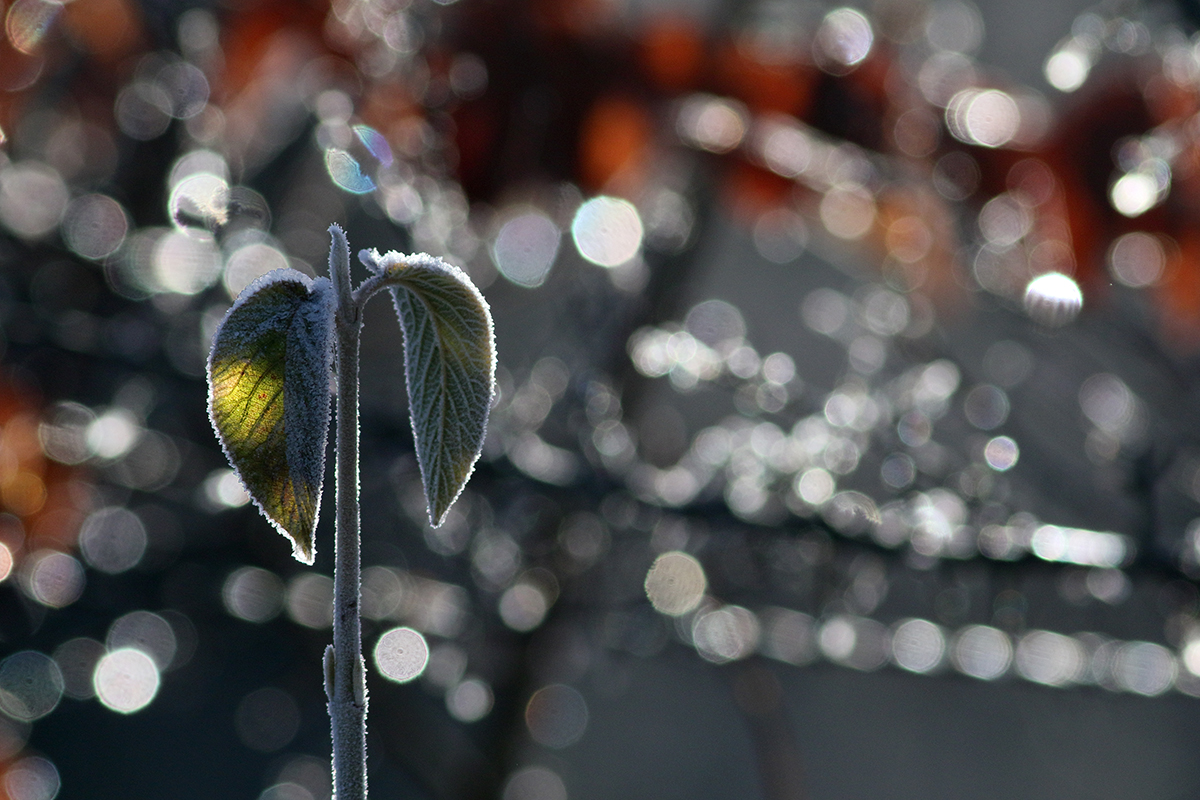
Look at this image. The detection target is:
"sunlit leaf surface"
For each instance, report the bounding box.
[362,249,495,526]
[208,270,335,563]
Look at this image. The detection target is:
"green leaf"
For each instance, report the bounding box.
[208,269,335,563]
[360,249,495,526]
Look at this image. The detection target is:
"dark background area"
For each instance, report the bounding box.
[4,0,1200,799]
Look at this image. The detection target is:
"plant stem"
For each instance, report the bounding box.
[331,247,367,799]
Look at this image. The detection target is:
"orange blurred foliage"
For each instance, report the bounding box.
[577,94,652,194]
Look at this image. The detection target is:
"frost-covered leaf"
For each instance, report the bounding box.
[361,249,495,526]
[208,269,335,563]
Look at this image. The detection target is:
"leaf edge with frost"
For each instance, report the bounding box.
[207,268,336,563]
[360,248,496,527]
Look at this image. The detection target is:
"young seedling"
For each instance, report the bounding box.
[207,225,495,800]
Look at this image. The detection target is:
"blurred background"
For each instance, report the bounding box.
[6,0,1200,798]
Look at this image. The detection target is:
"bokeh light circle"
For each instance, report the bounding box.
[815,8,874,71]
[446,677,493,722]
[1110,172,1159,218]
[950,625,1012,680]
[1045,48,1089,92]
[0,161,68,240]
[492,211,560,288]
[3,755,60,800]
[984,435,1019,471]
[257,783,314,800]
[168,172,229,231]
[62,194,129,260]
[93,648,160,713]
[373,627,429,683]
[223,241,289,299]
[0,651,63,722]
[152,229,222,295]
[107,611,177,671]
[222,566,285,623]
[6,0,62,54]
[890,618,946,674]
[644,551,706,616]
[525,684,588,748]
[286,573,334,629]
[1107,232,1165,288]
[498,582,550,632]
[0,543,12,583]
[693,605,761,663]
[325,149,376,194]
[571,196,644,267]
[502,766,567,800]
[1023,272,1082,326]
[20,551,84,608]
[1014,630,1084,687]
[79,507,147,574]
[1113,641,1176,697]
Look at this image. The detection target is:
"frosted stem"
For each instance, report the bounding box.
[329,227,367,800]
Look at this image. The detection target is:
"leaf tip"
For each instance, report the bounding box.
[255,493,319,565]
[358,248,382,273]
[328,224,352,305]
[327,224,349,261]
[292,540,316,565]
[428,501,452,529]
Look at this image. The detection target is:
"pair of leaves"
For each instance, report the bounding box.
[207,227,495,563]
